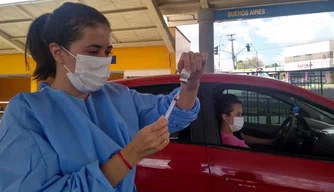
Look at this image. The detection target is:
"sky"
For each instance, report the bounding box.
[178,12,334,71]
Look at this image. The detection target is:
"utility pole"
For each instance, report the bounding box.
[250,43,259,68]
[227,33,236,69]
[218,36,221,69]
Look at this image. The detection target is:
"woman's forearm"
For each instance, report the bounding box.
[100,147,141,187]
[176,84,199,110]
[242,133,273,145]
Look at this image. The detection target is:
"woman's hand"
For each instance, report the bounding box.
[101,94,192,186]
[101,117,169,187]
[176,51,208,110]
[121,116,170,166]
[178,52,208,91]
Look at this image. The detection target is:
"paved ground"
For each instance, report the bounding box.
[323,88,334,99]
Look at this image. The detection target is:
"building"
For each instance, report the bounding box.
[121,27,191,79]
[284,40,334,71]
[0,27,190,108]
[283,40,334,83]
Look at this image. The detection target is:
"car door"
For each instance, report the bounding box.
[201,82,334,192]
[131,83,212,192]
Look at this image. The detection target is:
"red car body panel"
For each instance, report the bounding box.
[115,74,334,192]
[208,147,334,192]
[135,143,211,192]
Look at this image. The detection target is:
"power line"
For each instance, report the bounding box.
[253,38,334,51]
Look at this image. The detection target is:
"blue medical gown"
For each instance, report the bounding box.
[0,82,200,192]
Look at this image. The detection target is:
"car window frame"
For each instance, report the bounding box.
[200,82,334,162]
[222,88,293,126]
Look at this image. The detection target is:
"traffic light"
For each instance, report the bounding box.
[246,44,251,52]
[214,46,219,55]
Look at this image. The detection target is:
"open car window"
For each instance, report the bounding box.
[130,83,204,145]
[223,89,291,126]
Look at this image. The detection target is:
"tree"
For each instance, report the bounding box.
[264,63,280,68]
[236,56,263,69]
[236,60,245,69]
[237,60,244,64]
[271,63,279,67]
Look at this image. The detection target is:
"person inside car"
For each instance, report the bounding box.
[0,3,208,192]
[216,94,274,147]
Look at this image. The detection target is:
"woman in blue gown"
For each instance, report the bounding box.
[0,2,208,192]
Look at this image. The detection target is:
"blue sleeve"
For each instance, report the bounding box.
[130,88,200,133]
[0,96,116,192]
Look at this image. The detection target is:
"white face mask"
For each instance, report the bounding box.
[229,117,244,132]
[62,48,112,93]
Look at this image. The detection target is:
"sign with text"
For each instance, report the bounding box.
[284,58,332,71]
[111,56,116,64]
[215,1,334,21]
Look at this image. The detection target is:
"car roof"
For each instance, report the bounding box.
[113,73,334,109]
[114,73,280,87]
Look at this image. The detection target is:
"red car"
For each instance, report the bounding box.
[116,73,334,192]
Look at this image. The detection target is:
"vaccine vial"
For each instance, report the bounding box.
[179,68,191,83]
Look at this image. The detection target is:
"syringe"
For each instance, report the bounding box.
[165,68,191,119]
[165,89,180,119]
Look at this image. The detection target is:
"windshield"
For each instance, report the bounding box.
[301,101,334,124]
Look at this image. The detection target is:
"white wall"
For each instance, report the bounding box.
[284,40,332,57]
[330,40,334,51]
